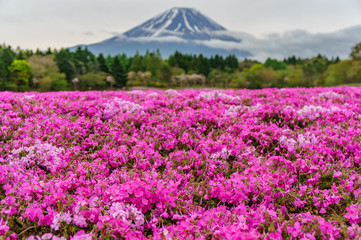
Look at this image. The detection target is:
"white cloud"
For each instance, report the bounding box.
[114,34,187,43]
[194,26,361,61]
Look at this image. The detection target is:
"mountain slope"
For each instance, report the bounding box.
[123,7,239,42]
[84,36,250,58]
[73,8,361,60]
[73,7,250,58]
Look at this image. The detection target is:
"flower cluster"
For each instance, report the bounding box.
[0,87,361,239]
[345,205,361,224]
[8,140,65,174]
[196,90,240,102]
[109,203,145,231]
[101,97,143,120]
[0,217,9,235]
[318,91,344,100]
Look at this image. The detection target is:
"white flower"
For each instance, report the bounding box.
[23,94,35,100]
[197,91,240,102]
[51,212,73,231]
[297,105,326,121]
[101,98,143,120]
[319,91,343,100]
[224,105,243,117]
[237,215,248,230]
[128,90,145,96]
[165,89,180,96]
[147,92,159,98]
[108,202,145,230]
[279,136,297,151]
[250,103,262,112]
[210,147,231,160]
[9,140,64,173]
[73,215,87,228]
[163,227,169,236]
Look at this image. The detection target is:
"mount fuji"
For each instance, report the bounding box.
[72,7,361,60]
[73,7,251,58]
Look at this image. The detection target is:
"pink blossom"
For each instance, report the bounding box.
[71,230,92,240]
[333,171,342,178]
[0,88,359,238]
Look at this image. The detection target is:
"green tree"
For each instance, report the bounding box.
[73,47,97,74]
[325,60,353,86]
[302,57,328,86]
[111,56,127,88]
[97,53,109,73]
[283,56,304,65]
[50,73,68,91]
[195,54,210,76]
[143,50,162,80]
[28,55,60,78]
[78,72,107,90]
[207,69,232,87]
[28,54,67,91]
[239,59,259,71]
[54,49,75,81]
[35,48,45,56]
[245,64,281,89]
[249,63,263,73]
[224,55,239,71]
[0,47,16,88]
[254,68,280,88]
[158,63,172,87]
[8,59,32,91]
[284,66,308,87]
[129,52,145,72]
[229,70,247,88]
[45,47,53,55]
[38,76,53,92]
[246,64,264,89]
[168,51,193,72]
[350,42,361,61]
[264,58,287,71]
[209,55,225,70]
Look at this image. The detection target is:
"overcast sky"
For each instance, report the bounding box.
[1,0,361,50]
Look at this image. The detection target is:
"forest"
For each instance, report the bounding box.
[0,42,360,91]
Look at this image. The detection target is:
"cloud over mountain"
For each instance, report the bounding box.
[73,7,251,58]
[74,7,361,60]
[241,26,361,60]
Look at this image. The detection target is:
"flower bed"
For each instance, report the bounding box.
[1,87,361,239]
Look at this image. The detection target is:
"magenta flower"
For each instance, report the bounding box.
[0,88,359,238]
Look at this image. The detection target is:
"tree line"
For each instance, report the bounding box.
[0,42,361,91]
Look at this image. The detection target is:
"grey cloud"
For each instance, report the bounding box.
[254,26,361,60]
[209,26,361,61]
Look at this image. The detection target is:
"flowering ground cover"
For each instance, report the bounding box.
[1,87,361,239]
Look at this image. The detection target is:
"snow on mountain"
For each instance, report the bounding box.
[123,7,238,42]
[75,7,250,58]
[72,7,361,60]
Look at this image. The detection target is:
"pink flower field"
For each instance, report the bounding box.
[1,87,361,239]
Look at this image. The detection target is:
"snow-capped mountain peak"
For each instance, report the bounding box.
[72,7,361,60]
[123,7,239,42]
[72,7,251,58]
